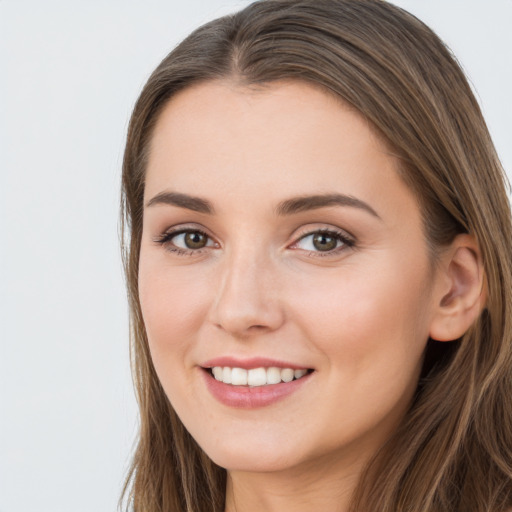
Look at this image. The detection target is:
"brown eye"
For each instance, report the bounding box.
[184,231,208,249]
[312,233,338,251]
[155,229,215,253]
[293,229,353,255]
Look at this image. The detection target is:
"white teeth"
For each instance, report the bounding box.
[281,368,294,383]
[231,367,248,385]
[222,367,232,384]
[212,367,223,380]
[266,367,281,385]
[211,366,309,386]
[294,369,307,379]
[248,368,267,386]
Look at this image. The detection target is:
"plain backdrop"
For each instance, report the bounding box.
[1,1,510,511]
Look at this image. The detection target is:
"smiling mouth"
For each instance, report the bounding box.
[205,366,313,387]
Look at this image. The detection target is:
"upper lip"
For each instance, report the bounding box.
[201,356,312,370]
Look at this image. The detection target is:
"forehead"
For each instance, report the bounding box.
[144,80,418,224]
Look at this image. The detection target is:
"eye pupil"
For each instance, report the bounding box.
[185,231,207,249]
[313,233,337,251]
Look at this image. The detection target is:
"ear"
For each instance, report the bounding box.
[429,234,486,342]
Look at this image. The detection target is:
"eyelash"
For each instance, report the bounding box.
[153,227,355,257]
[153,228,214,256]
[292,228,355,257]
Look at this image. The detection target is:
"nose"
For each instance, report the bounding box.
[209,249,285,337]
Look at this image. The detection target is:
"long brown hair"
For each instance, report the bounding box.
[120,1,512,510]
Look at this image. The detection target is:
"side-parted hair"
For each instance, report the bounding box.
[120,1,512,511]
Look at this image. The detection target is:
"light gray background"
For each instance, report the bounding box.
[1,1,510,511]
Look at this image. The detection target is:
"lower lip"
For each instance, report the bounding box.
[201,369,312,409]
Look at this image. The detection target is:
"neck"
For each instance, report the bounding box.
[224,451,366,512]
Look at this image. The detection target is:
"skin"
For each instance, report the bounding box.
[138,80,472,512]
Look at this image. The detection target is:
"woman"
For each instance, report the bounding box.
[120,1,512,511]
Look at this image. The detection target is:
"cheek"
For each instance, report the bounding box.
[289,255,433,372]
[138,256,211,369]
[285,262,432,443]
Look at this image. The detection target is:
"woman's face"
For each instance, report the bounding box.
[139,80,443,474]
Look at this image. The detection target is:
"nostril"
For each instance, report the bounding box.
[208,267,285,335]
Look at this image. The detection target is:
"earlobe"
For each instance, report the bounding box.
[429,234,486,342]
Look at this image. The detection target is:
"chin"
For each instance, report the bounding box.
[198,436,304,473]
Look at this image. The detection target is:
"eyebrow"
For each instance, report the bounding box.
[145,191,380,219]
[275,193,380,219]
[145,191,214,214]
